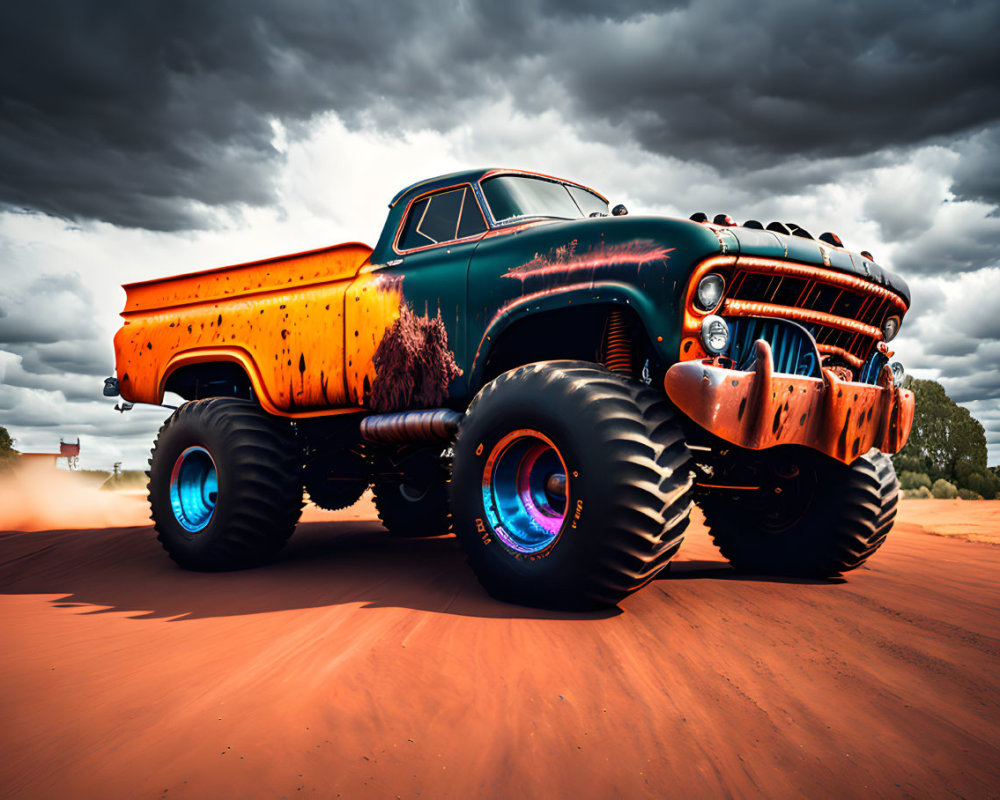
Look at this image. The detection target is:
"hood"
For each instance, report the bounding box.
[726,225,911,308]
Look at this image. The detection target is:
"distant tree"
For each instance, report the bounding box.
[892,378,988,490]
[0,425,18,473]
[965,470,1000,500]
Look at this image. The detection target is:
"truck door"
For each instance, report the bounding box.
[345,183,488,407]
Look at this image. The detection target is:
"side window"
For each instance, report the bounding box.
[457,189,487,239]
[398,187,486,250]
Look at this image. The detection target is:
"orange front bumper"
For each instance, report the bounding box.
[664,340,914,464]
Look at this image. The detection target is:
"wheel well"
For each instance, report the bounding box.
[478,304,657,389]
[163,361,254,401]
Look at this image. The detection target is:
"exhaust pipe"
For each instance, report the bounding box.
[360,409,463,445]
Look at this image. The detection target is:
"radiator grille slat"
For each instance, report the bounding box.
[726,268,892,367]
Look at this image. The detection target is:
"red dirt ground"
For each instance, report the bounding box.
[0,494,997,798]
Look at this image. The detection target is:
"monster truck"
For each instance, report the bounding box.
[107,168,914,609]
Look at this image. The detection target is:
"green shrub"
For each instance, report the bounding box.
[899,471,932,491]
[931,478,959,499]
[965,471,1000,500]
[904,486,932,499]
[957,488,984,500]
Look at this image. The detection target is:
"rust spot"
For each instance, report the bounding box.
[370,304,463,413]
[838,409,851,454]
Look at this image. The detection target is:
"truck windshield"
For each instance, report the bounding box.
[481,175,608,223]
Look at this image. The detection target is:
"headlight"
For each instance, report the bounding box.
[890,361,905,387]
[701,315,729,355]
[695,274,725,312]
[882,315,901,342]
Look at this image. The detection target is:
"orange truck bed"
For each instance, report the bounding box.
[113,241,404,417]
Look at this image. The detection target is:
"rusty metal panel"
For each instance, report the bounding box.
[122,243,372,316]
[664,340,915,463]
[114,243,380,415]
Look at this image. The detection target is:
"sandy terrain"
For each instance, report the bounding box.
[0,490,998,799]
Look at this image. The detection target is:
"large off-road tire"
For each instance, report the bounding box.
[304,449,369,511]
[305,478,368,511]
[700,447,899,577]
[148,398,303,570]
[450,361,694,610]
[372,448,451,537]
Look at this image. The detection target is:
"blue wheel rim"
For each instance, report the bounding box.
[482,430,569,554]
[169,446,218,533]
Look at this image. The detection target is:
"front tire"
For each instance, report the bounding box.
[450,361,694,609]
[148,398,303,570]
[700,447,900,577]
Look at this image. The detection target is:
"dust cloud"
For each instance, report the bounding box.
[0,461,151,532]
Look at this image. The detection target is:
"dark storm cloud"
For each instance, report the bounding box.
[557,1,1000,166]
[0,273,100,347]
[891,217,1000,276]
[2,0,998,231]
[951,128,1000,206]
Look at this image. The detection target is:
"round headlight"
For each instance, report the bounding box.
[882,315,901,342]
[890,361,905,387]
[701,315,729,355]
[695,274,725,312]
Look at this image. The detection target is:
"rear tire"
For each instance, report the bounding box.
[372,448,451,537]
[450,361,694,609]
[148,398,303,570]
[701,447,899,577]
[304,449,369,511]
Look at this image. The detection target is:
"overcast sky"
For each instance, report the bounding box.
[1,0,999,470]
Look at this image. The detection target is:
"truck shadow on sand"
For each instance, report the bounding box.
[0,522,841,622]
[666,559,846,585]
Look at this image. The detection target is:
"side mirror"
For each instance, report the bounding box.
[612,204,628,216]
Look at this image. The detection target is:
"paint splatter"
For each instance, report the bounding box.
[369,304,462,413]
[503,239,674,282]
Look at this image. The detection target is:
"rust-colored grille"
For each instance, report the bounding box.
[722,261,905,367]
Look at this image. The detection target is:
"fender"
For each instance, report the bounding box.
[467,280,680,391]
[160,348,365,420]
